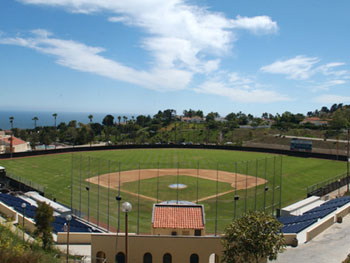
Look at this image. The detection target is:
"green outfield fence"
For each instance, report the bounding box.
[67,154,283,235]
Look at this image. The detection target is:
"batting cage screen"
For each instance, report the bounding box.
[69,154,282,235]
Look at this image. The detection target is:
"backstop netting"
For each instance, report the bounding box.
[69,154,282,235]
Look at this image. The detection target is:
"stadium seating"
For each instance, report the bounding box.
[278,196,350,234]
[0,193,100,233]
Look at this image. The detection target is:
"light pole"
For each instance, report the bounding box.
[234,195,239,219]
[85,186,90,222]
[122,202,132,263]
[21,203,26,241]
[64,214,72,263]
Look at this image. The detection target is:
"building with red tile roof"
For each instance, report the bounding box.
[0,135,31,153]
[152,201,205,236]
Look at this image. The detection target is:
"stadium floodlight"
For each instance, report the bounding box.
[122,202,132,263]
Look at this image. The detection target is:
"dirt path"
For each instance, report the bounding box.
[87,168,267,202]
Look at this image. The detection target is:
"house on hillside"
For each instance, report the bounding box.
[152,201,206,236]
[301,117,330,126]
[180,116,204,123]
[0,135,31,153]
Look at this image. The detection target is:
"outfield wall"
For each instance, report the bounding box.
[0,144,347,162]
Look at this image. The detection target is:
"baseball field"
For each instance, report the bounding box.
[0,148,346,234]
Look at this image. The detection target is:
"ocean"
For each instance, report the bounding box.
[0,110,135,130]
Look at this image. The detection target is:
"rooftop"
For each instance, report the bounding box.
[152,203,205,229]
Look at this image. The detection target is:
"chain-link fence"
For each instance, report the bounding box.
[70,154,282,235]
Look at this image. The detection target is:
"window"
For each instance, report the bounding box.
[194,229,201,236]
[143,253,152,263]
[96,251,106,263]
[190,254,199,263]
[115,252,125,263]
[163,253,172,263]
[171,231,177,236]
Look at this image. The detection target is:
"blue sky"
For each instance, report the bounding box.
[1,0,349,117]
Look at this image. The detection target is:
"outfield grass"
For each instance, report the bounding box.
[0,148,347,233]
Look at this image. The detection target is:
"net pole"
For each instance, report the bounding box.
[215,163,219,236]
[176,162,179,204]
[272,156,276,215]
[137,162,140,234]
[156,162,159,203]
[234,162,238,219]
[279,156,283,210]
[97,158,100,226]
[79,155,82,217]
[107,160,111,232]
[88,156,90,222]
[117,162,121,233]
[263,158,267,212]
[196,160,199,204]
[245,161,248,214]
[70,154,73,212]
[254,159,258,211]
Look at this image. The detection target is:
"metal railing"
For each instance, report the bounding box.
[307,172,348,197]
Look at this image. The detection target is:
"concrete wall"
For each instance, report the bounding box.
[18,214,36,233]
[306,216,334,242]
[0,202,17,220]
[92,233,223,263]
[283,233,298,246]
[151,227,204,236]
[57,232,92,244]
[335,204,350,220]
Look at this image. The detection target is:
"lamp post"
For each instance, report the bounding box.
[85,186,90,222]
[234,195,239,219]
[122,202,132,263]
[64,214,72,263]
[21,203,26,241]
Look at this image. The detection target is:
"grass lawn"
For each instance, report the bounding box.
[0,148,347,233]
[122,175,233,202]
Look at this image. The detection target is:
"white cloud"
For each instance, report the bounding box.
[0,30,192,91]
[18,0,277,75]
[260,55,320,80]
[231,15,278,34]
[315,62,348,77]
[314,94,350,104]
[108,16,130,23]
[194,72,289,103]
[311,79,346,92]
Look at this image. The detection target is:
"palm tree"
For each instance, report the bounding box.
[118,116,121,126]
[52,113,57,128]
[88,115,94,147]
[88,114,93,123]
[32,117,39,129]
[9,116,14,129]
[52,113,58,149]
[9,116,14,158]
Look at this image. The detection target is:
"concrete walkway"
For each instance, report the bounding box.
[271,215,350,263]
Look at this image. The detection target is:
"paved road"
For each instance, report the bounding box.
[271,216,350,263]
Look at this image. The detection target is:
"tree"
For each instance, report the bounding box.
[34,201,55,249]
[32,116,39,129]
[222,211,285,263]
[52,113,57,128]
[102,114,114,126]
[88,114,93,123]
